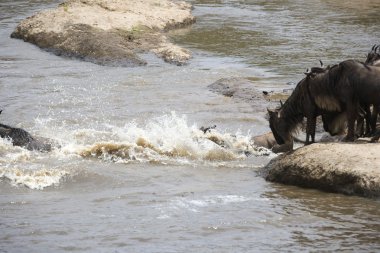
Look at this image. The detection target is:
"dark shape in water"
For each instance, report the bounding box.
[200,125,216,134]
[0,111,54,152]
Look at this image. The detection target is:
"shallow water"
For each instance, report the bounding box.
[1,0,380,252]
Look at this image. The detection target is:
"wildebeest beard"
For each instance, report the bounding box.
[268,79,308,145]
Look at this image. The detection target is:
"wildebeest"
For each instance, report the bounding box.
[363,44,380,134]
[365,44,380,66]
[323,45,380,137]
[268,63,343,146]
[338,60,380,140]
[269,59,380,145]
[0,111,53,152]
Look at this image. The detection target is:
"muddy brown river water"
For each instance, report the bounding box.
[1,0,380,252]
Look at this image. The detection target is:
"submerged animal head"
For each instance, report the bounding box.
[267,108,292,145]
[322,112,346,136]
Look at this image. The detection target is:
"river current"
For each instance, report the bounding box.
[1,0,380,252]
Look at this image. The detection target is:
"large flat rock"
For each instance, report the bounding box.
[11,0,195,66]
[263,143,380,197]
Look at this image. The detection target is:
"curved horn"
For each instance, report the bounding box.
[375,45,380,53]
[372,44,377,50]
[319,59,323,67]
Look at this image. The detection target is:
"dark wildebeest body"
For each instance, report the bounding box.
[333,60,380,140]
[364,44,380,135]
[268,65,345,147]
[322,45,380,137]
[0,123,52,152]
[304,60,380,141]
[268,59,380,147]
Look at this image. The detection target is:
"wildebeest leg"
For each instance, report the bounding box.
[305,116,316,144]
[364,105,372,136]
[370,105,379,135]
[344,102,357,142]
[356,116,364,137]
[370,129,380,142]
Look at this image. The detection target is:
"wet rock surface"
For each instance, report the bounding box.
[208,77,281,110]
[11,0,195,66]
[0,124,56,152]
[262,143,380,198]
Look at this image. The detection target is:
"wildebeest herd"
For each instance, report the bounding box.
[268,44,380,152]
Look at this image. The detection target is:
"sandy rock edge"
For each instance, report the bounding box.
[261,144,380,198]
[10,0,196,66]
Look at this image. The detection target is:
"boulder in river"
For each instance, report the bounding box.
[0,123,55,152]
[262,143,380,198]
[11,0,196,66]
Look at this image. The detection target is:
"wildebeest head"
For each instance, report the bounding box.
[322,112,346,136]
[267,108,292,145]
[364,44,380,65]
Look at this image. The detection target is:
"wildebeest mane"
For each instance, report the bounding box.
[276,77,309,135]
[276,64,342,141]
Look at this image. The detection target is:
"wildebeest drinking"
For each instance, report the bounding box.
[269,57,380,148]
[267,63,344,147]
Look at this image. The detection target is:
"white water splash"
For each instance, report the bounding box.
[156,194,253,219]
[0,112,273,190]
[0,168,70,190]
[77,112,273,163]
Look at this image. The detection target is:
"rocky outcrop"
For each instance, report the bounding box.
[262,143,380,198]
[11,0,195,66]
[0,123,55,152]
[208,77,293,109]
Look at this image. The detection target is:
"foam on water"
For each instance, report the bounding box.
[0,137,74,190]
[155,194,255,219]
[0,112,273,189]
[76,112,272,163]
[0,167,70,190]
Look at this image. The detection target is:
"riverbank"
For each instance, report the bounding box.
[10,0,195,66]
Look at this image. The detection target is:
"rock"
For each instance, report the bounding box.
[252,132,277,149]
[0,124,56,152]
[208,77,295,111]
[262,143,380,197]
[208,77,272,109]
[262,90,292,103]
[252,131,297,153]
[11,0,195,66]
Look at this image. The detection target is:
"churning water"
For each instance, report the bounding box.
[1,0,380,252]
